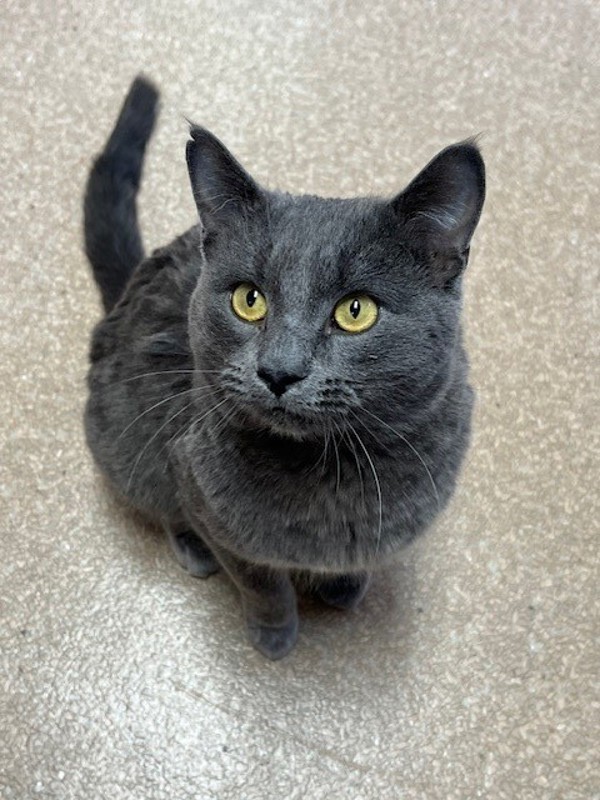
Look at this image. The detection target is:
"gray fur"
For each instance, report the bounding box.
[85,77,485,659]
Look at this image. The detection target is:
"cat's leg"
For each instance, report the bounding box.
[164,520,220,579]
[208,542,298,660]
[314,571,371,610]
[173,478,298,657]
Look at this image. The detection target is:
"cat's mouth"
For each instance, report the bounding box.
[231,396,325,440]
[262,405,323,439]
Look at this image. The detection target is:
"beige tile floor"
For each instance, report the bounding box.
[1,1,598,798]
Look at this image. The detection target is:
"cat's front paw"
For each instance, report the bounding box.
[169,530,220,578]
[315,572,371,610]
[246,615,299,660]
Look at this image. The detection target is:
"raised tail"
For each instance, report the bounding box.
[84,76,159,313]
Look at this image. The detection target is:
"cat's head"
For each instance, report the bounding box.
[186,126,485,439]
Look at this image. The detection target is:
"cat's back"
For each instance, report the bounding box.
[85,226,203,516]
[88,225,203,360]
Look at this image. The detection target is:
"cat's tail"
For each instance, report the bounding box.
[84,76,159,313]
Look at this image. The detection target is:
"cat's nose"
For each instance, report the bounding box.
[257,366,307,398]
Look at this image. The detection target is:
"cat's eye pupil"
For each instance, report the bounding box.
[246,289,257,308]
[349,299,361,319]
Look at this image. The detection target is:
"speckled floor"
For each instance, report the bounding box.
[1,2,598,798]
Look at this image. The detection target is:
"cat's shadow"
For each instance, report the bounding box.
[297,560,413,626]
[296,556,418,662]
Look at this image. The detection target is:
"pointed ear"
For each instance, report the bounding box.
[391,140,485,287]
[186,124,264,225]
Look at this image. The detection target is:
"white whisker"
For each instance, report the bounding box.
[119,369,221,384]
[348,417,383,555]
[210,405,237,438]
[117,385,222,440]
[360,406,440,510]
[126,401,193,492]
[307,430,329,478]
[319,427,331,481]
[126,396,229,492]
[160,399,235,474]
[342,424,365,506]
[331,421,342,498]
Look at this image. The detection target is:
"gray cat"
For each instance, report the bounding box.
[84,76,485,659]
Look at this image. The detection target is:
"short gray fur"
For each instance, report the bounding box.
[84,77,485,659]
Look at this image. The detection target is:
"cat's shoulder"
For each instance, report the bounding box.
[130,224,204,299]
[89,225,203,363]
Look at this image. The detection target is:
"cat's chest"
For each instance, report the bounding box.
[206,433,379,513]
[178,428,403,570]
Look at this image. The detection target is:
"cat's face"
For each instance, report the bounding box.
[186,128,485,439]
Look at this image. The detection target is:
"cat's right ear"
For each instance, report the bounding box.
[186,125,264,225]
[390,140,486,287]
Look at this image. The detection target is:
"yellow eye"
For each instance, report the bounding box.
[231,283,268,323]
[333,294,378,333]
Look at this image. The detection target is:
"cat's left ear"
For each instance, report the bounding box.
[186,125,265,226]
[391,140,485,287]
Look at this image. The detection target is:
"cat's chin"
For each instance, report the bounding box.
[237,403,325,441]
[265,418,315,441]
